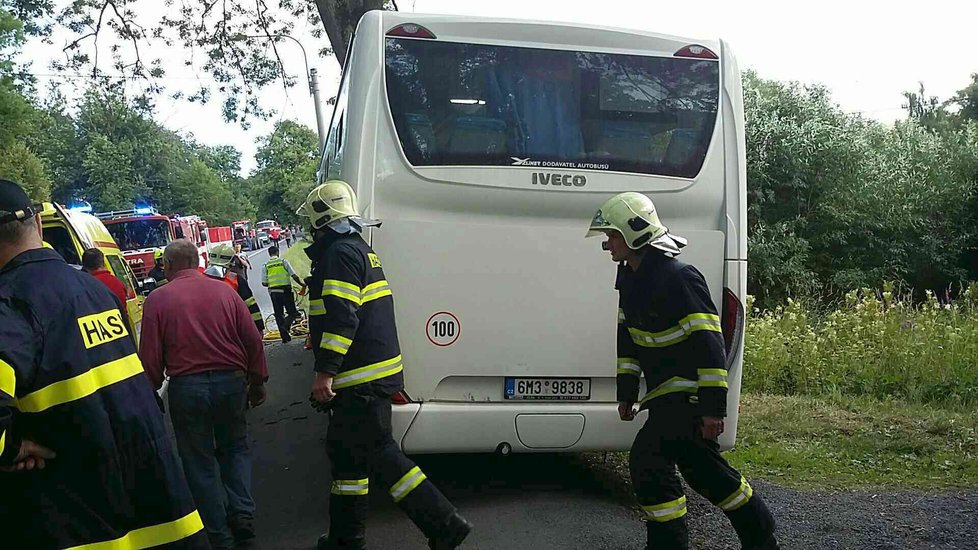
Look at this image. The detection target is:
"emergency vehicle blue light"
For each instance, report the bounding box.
[68,200,92,213]
[135,206,154,215]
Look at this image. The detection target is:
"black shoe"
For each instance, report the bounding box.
[229,514,255,544]
[317,533,366,550]
[428,511,472,549]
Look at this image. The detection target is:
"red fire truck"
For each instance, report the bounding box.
[97,207,209,280]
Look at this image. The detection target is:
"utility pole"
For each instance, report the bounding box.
[309,68,327,157]
[231,34,328,158]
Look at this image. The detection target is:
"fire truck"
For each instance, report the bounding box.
[97,207,209,280]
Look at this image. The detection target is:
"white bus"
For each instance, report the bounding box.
[319,11,747,454]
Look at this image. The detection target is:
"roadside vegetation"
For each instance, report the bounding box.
[731,285,978,490]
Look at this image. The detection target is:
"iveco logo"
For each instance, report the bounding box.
[532,172,587,187]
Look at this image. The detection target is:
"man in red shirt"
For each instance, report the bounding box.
[81,248,127,306]
[139,239,268,550]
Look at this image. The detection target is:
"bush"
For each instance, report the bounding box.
[744,283,978,406]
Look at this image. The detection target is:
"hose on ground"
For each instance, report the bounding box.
[262,314,309,343]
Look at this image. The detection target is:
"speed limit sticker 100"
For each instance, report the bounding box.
[426,312,460,347]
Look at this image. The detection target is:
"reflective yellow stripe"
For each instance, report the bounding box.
[643,495,687,522]
[618,308,626,324]
[0,430,5,457]
[682,312,722,333]
[0,357,15,397]
[16,354,144,413]
[616,357,641,377]
[331,478,369,496]
[64,510,204,550]
[719,476,753,511]
[639,376,698,405]
[320,332,353,355]
[628,313,721,348]
[333,355,403,390]
[251,312,263,321]
[309,299,326,317]
[389,466,427,503]
[361,280,392,304]
[322,279,362,305]
[244,297,257,306]
[697,368,729,389]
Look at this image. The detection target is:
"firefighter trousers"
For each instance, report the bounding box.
[630,412,776,549]
[325,391,457,546]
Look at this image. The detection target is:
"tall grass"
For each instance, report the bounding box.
[743,283,978,407]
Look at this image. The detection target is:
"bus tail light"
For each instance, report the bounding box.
[391,390,413,405]
[674,45,718,59]
[386,24,437,39]
[721,287,744,363]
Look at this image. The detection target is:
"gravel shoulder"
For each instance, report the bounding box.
[686,480,978,550]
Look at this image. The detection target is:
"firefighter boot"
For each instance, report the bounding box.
[316,533,366,550]
[427,511,472,549]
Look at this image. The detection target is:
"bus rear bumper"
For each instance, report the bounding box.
[394,401,645,454]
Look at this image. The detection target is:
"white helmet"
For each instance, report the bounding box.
[586,192,686,255]
[297,180,360,230]
[208,242,237,267]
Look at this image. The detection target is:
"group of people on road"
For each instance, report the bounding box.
[0,173,780,550]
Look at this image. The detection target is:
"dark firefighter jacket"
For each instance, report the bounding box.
[0,248,203,549]
[615,251,728,417]
[305,231,404,396]
[205,266,265,333]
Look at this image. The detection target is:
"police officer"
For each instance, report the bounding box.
[299,180,472,550]
[207,242,265,333]
[262,245,304,343]
[587,192,779,550]
[0,179,207,548]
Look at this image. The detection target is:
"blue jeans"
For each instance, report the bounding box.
[169,369,255,549]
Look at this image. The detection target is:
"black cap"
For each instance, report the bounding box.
[0,179,38,224]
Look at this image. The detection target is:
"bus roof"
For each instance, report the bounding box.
[376,11,723,58]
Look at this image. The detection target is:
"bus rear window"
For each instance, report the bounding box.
[385,38,719,178]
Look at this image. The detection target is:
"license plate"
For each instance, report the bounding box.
[504,378,590,401]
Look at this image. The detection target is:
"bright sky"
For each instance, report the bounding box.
[22,0,978,175]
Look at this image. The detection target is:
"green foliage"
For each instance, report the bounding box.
[745,72,978,309]
[0,141,49,200]
[743,284,978,407]
[246,120,319,224]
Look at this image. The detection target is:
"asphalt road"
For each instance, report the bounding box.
[245,341,646,550]
[245,246,273,319]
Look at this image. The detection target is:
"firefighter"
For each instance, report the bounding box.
[298,180,472,550]
[149,248,168,287]
[207,242,265,333]
[0,178,207,548]
[587,192,779,550]
[262,245,304,343]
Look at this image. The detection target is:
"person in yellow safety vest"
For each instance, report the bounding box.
[149,248,168,289]
[206,243,265,333]
[262,245,305,343]
[0,178,208,548]
[587,192,780,550]
[299,180,472,550]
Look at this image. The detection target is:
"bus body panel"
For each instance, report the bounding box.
[329,11,744,453]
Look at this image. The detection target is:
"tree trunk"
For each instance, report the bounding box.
[313,0,387,68]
